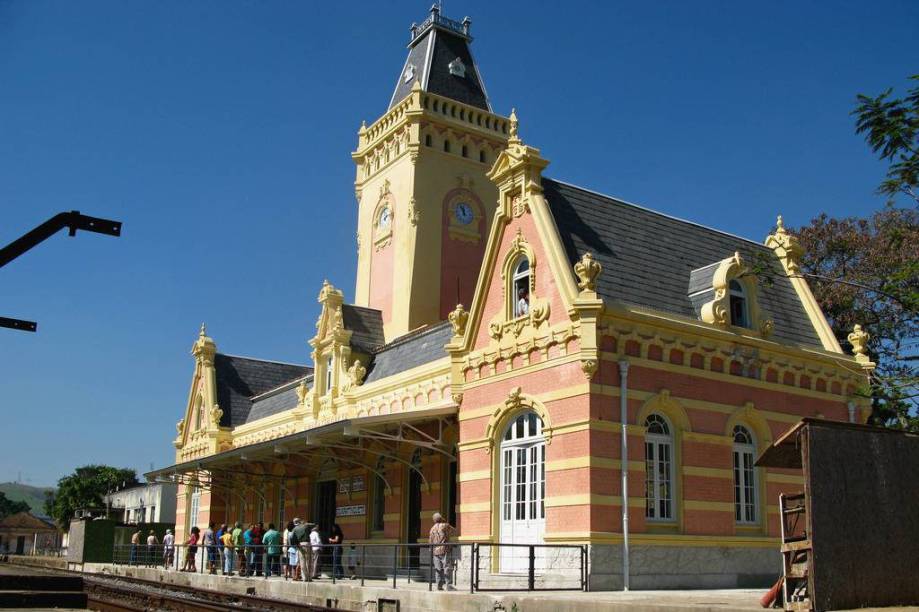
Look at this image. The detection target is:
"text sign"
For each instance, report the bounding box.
[336,504,365,517]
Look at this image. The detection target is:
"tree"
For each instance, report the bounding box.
[853,74,919,205]
[0,492,30,520]
[45,465,138,530]
[769,75,919,429]
[793,208,918,429]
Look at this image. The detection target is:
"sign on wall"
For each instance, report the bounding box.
[338,476,366,495]
[336,504,365,517]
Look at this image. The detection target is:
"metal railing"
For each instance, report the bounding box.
[113,541,588,592]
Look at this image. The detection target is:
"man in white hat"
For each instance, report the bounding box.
[429,512,455,590]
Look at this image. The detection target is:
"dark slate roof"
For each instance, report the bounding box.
[342,305,385,353]
[541,178,824,349]
[214,354,312,427]
[364,322,453,384]
[246,375,311,424]
[388,10,490,111]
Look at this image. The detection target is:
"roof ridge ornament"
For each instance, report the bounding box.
[508,108,520,144]
[765,213,804,274]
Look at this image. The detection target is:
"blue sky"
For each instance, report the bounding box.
[1,1,916,487]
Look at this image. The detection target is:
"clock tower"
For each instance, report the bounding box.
[352,6,510,341]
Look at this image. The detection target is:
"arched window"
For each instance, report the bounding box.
[479,150,486,164]
[512,258,530,317]
[188,487,201,532]
[325,355,334,395]
[501,412,545,525]
[729,280,749,328]
[443,139,451,153]
[425,134,432,147]
[732,425,757,523]
[644,414,673,521]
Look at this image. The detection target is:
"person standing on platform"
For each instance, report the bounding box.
[215,523,226,570]
[182,526,200,572]
[232,522,247,577]
[329,523,344,579]
[220,527,235,575]
[429,512,456,590]
[308,524,323,579]
[129,529,141,565]
[162,529,175,570]
[203,522,217,574]
[291,518,309,581]
[251,521,264,577]
[145,530,158,567]
[263,523,281,577]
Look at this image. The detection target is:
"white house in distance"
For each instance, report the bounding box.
[103,482,177,525]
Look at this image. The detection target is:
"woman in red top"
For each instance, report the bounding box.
[182,526,200,572]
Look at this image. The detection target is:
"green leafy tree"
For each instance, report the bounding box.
[44,465,138,530]
[853,74,919,204]
[0,492,31,519]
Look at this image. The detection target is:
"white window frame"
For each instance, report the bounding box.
[188,488,201,532]
[644,414,674,521]
[512,258,531,318]
[729,279,749,328]
[500,412,545,523]
[325,355,334,395]
[733,425,758,524]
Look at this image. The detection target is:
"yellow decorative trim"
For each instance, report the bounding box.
[765,216,842,353]
[683,466,732,479]
[635,389,692,431]
[698,252,770,335]
[766,473,804,484]
[683,432,733,446]
[457,469,491,483]
[541,532,780,548]
[684,500,734,512]
[724,401,774,447]
[482,387,552,454]
[457,502,491,513]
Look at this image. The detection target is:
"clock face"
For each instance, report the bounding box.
[454,203,474,225]
[378,206,392,229]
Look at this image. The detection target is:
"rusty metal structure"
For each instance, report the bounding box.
[757,418,919,611]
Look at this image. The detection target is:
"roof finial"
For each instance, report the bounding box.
[776,214,785,231]
[508,108,520,143]
[199,322,206,337]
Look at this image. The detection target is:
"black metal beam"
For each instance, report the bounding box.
[0,316,37,332]
[0,210,122,269]
[1,210,122,332]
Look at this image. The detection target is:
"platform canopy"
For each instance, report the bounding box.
[146,407,457,501]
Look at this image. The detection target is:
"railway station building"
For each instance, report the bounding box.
[150,7,873,589]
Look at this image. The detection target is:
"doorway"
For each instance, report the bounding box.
[315,480,337,574]
[15,536,25,555]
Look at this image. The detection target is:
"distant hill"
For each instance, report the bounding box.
[0,482,55,518]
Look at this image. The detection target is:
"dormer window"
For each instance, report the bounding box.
[729,280,749,328]
[513,258,530,317]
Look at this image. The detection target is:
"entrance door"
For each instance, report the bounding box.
[499,412,545,572]
[406,451,423,568]
[315,480,337,574]
[15,536,25,555]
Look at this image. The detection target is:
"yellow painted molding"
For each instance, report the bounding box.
[683,500,734,512]
[766,473,804,485]
[682,466,732,479]
[458,383,589,422]
[543,532,780,548]
[457,469,492,483]
[457,502,492,513]
[460,353,584,390]
[683,431,733,446]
